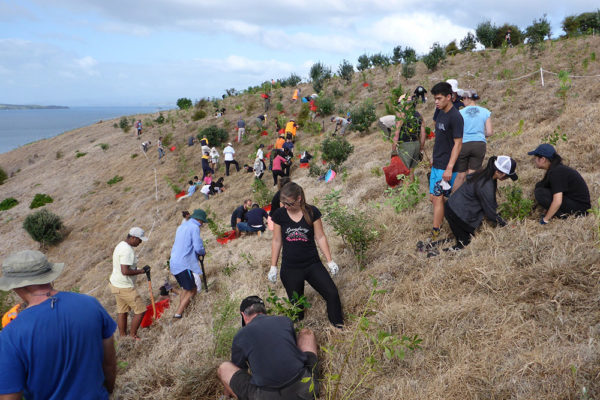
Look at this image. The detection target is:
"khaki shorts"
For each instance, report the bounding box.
[108,283,146,314]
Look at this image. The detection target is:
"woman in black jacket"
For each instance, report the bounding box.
[443,155,517,250]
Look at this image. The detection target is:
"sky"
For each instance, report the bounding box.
[0,0,595,106]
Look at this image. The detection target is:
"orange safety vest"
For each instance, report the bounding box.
[275,138,285,150]
[285,121,297,136]
[2,304,21,328]
[292,90,299,100]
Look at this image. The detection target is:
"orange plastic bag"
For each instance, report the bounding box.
[140,298,170,328]
[383,156,410,188]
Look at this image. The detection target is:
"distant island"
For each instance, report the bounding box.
[0,104,69,110]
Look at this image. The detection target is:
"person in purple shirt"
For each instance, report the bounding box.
[169,209,207,318]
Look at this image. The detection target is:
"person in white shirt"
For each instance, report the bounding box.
[223,143,240,176]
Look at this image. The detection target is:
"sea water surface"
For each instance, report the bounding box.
[0,106,167,154]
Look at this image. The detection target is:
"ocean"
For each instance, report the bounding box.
[0,106,167,154]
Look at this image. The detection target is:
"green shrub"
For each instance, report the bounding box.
[460,32,477,52]
[445,40,460,56]
[119,117,131,132]
[197,125,228,147]
[107,175,124,186]
[164,177,182,194]
[278,73,301,87]
[75,151,87,158]
[384,176,425,213]
[155,113,165,124]
[322,190,379,269]
[338,59,354,83]
[275,102,284,112]
[131,153,138,159]
[542,126,568,146]
[349,99,377,134]
[29,193,53,209]
[498,184,534,220]
[305,121,322,136]
[252,178,273,206]
[525,15,552,51]
[357,53,371,71]
[191,109,207,121]
[98,143,109,151]
[392,45,403,64]
[476,21,497,48]
[211,295,238,357]
[56,151,63,160]
[204,206,228,238]
[315,96,335,116]
[161,132,174,147]
[0,198,18,211]
[402,47,417,63]
[297,104,310,128]
[402,62,416,79]
[310,61,332,93]
[321,136,354,171]
[370,53,391,70]
[176,97,193,110]
[422,42,446,71]
[23,209,64,246]
[0,167,7,185]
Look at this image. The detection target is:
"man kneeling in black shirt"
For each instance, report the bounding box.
[217,296,319,400]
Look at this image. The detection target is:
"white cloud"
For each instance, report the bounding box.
[75,56,99,75]
[368,13,473,54]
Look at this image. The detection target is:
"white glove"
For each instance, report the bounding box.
[327,261,339,276]
[268,266,278,283]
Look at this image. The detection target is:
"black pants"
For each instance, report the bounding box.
[280,262,343,326]
[225,160,240,176]
[272,170,285,186]
[534,187,589,217]
[444,203,475,249]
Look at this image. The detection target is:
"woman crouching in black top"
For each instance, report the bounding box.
[269,182,343,327]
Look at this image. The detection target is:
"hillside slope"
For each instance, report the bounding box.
[1,36,599,399]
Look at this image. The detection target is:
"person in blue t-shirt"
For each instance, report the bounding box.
[452,90,493,191]
[429,82,464,241]
[0,250,117,400]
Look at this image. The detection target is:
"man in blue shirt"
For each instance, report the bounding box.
[0,250,117,399]
[169,208,207,318]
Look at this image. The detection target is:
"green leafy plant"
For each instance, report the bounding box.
[297,103,310,128]
[212,295,239,357]
[315,96,335,116]
[164,177,182,194]
[55,151,63,160]
[119,117,131,132]
[383,176,426,213]
[266,288,311,323]
[204,206,228,238]
[275,102,284,112]
[322,190,379,269]
[338,59,354,83]
[131,153,138,159]
[161,132,174,147]
[107,175,124,186]
[460,32,477,52]
[321,136,354,171]
[542,126,568,146]
[370,167,382,177]
[0,167,7,185]
[23,209,64,247]
[319,278,422,399]
[525,15,552,52]
[349,99,376,134]
[305,121,322,136]
[197,125,228,147]
[155,113,165,124]
[357,54,371,71]
[308,164,325,178]
[75,151,87,158]
[476,21,497,48]
[191,109,207,121]
[556,70,572,101]
[97,143,109,151]
[498,184,534,220]
[176,97,193,110]
[251,178,273,206]
[369,52,390,70]
[0,198,18,211]
[310,61,332,93]
[401,62,416,79]
[29,193,53,209]
[422,42,446,71]
[445,40,460,56]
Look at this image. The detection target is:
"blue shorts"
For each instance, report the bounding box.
[174,270,197,291]
[429,167,457,196]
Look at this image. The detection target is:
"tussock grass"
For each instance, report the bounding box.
[0,35,599,399]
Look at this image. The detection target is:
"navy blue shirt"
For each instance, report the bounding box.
[231,205,248,229]
[246,207,268,226]
[231,314,306,387]
[432,106,464,170]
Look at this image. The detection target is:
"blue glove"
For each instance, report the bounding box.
[539,217,548,225]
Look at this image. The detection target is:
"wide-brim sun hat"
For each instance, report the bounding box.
[0,250,65,291]
[191,209,208,222]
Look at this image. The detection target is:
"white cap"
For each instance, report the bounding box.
[129,227,149,241]
[446,79,459,93]
[494,156,518,181]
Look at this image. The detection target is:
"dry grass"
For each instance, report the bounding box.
[1,36,599,399]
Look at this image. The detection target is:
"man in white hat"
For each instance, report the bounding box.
[108,227,150,340]
[0,250,117,399]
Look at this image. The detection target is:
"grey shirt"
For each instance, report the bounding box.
[447,177,505,229]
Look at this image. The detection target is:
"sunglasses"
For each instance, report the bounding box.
[281,199,297,207]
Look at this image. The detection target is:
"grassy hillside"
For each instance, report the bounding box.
[1,36,599,399]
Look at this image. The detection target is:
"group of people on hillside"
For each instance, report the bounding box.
[389,80,590,252]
